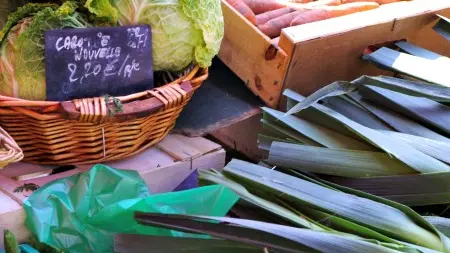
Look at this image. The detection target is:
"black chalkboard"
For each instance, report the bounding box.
[44,25,153,101]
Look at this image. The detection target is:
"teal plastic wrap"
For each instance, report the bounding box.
[23,165,238,253]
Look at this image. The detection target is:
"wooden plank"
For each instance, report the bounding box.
[211,113,268,162]
[1,162,53,178]
[0,175,26,203]
[408,9,450,57]
[281,0,450,46]
[158,134,222,159]
[218,1,290,108]
[280,0,450,108]
[156,135,203,161]
[0,192,28,249]
[140,150,226,194]
[21,168,86,187]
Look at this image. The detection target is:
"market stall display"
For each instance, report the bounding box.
[219,0,450,108]
[0,0,223,164]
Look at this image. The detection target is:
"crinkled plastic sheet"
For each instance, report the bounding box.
[24,165,238,253]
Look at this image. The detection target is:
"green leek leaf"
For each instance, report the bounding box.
[283,89,450,173]
[223,159,448,251]
[396,41,450,63]
[363,47,450,87]
[360,85,450,136]
[263,107,375,151]
[321,171,450,206]
[135,212,406,253]
[433,14,450,41]
[425,217,450,238]
[268,142,416,177]
[347,92,449,142]
[114,234,262,253]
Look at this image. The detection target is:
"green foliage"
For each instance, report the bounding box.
[0,1,109,100]
[0,3,57,45]
[102,0,224,71]
[4,230,19,253]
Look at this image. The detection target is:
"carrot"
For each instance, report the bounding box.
[304,0,343,6]
[289,0,314,3]
[256,7,296,25]
[258,9,308,38]
[342,0,403,4]
[226,0,257,24]
[290,2,379,26]
[242,0,286,14]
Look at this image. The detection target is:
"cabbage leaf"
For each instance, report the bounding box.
[89,0,224,71]
[0,2,98,100]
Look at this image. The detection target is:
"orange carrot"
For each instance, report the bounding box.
[290,2,379,26]
[304,0,343,6]
[376,0,404,4]
[342,0,402,4]
[258,9,308,38]
[242,0,286,14]
[290,0,314,3]
[226,0,257,24]
[256,7,296,25]
[289,9,330,26]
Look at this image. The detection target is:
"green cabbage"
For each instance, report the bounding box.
[0,2,98,100]
[86,0,224,71]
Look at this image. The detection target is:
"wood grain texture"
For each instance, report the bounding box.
[222,0,450,109]
[211,113,268,162]
[219,0,290,108]
[279,0,450,109]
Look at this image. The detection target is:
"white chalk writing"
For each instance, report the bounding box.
[54,28,149,86]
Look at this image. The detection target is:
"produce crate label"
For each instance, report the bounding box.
[44,25,153,101]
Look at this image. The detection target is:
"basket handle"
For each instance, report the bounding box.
[60,81,194,123]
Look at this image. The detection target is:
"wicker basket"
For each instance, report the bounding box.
[0,66,207,165]
[0,126,23,168]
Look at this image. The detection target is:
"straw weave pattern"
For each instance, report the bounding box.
[0,67,207,165]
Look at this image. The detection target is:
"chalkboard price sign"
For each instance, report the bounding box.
[44,25,153,101]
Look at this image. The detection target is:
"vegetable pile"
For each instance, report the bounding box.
[226,0,407,39]
[0,0,224,100]
[128,38,450,253]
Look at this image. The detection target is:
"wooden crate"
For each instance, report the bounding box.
[0,134,225,248]
[219,0,450,108]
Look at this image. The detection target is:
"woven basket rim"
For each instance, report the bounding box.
[0,65,208,104]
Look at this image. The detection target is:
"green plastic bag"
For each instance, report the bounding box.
[0,244,39,253]
[23,165,238,253]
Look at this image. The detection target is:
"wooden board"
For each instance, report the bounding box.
[280,0,450,108]
[218,1,290,108]
[211,113,268,162]
[0,134,225,248]
[220,0,450,109]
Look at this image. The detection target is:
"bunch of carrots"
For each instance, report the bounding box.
[226,0,406,39]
